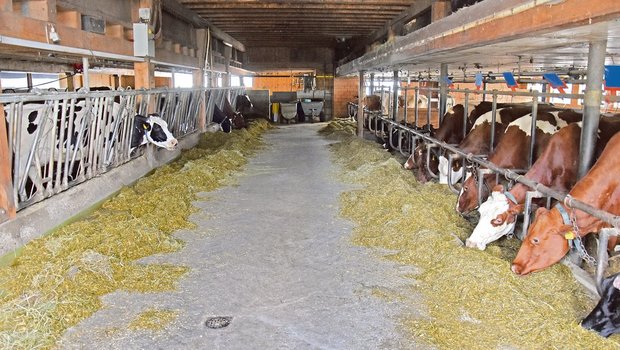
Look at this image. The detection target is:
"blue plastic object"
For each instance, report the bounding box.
[502,72,518,87]
[542,73,566,89]
[605,65,620,88]
[475,73,483,88]
[443,76,454,86]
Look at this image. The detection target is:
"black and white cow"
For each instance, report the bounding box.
[212,104,233,133]
[582,272,620,337]
[5,92,177,202]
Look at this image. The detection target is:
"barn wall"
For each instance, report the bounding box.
[333,77,358,118]
[245,47,335,73]
[253,77,299,92]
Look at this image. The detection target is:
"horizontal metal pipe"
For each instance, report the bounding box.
[379,116,620,229]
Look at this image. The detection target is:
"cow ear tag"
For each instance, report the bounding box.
[564,231,575,240]
[143,124,149,130]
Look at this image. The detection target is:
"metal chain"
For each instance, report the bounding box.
[570,211,597,265]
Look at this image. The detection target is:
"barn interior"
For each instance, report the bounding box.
[2,0,620,348]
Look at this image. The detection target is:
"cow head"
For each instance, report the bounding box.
[235,94,254,115]
[511,206,571,275]
[465,185,520,250]
[456,170,492,214]
[438,155,464,185]
[582,273,620,337]
[132,114,178,150]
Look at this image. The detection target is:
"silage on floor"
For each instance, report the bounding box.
[0,120,272,350]
[321,120,620,350]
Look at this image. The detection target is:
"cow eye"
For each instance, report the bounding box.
[531,237,540,245]
[463,186,468,192]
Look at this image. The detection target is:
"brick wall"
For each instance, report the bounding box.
[333,77,358,118]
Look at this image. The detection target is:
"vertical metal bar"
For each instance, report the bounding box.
[370,73,375,95]
[414,87,419,128]
[82,57,90,90]
[482,81,487,101]
[540,83,547,103]
[521,191,544,239]
[392,70,399,122]
[489,92,498,153]
[528,93,539,168]
[403,88,408,125]
[596,228,613,296]
[357,71,365,137]
[426,87,432,131]
[463,91,470,138]
[579,39,607,179]
[439,63,448,122]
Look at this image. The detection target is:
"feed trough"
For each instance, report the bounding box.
[300,101,324,122]
[280,102,298,124]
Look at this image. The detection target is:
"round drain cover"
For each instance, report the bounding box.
[205,316,232,329]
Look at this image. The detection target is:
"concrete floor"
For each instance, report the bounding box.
[60,124,426,350]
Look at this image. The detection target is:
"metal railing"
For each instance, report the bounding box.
[352,85,620,294]
[1,86,245,211]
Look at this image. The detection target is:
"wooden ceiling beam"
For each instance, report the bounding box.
[180,0,411,5]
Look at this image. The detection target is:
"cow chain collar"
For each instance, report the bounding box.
[470,162,490,196]
[555,200,597,265]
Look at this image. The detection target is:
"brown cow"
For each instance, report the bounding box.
[511,131,620,275]
[464,123,583,249]
[456,110,582,214]
[404,101,500,183]
[438,105,537,185]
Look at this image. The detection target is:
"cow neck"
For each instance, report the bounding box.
[562,194,611,237]
[506,183,528,204]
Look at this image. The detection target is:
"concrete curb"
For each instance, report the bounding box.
[0,132,202,257]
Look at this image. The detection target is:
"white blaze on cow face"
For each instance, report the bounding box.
[144,116,178,150]
[465,191,514,250]
[438,155,464,185]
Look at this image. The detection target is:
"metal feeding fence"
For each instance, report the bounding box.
[351,85,620,295]
[0,86,245,211]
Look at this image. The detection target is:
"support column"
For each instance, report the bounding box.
[431,0,451,22]
[369,73,375,95]
[357,71,365,138]
[392,70,399,121]
[224,45,232,87]
[134,59,155,113]
[0,79,16,222]
[578,40,607,179]
[195,28,208,132]
[81,57,90,89]
[439,63,448,121]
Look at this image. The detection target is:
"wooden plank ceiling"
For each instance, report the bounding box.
[178,0,412,47]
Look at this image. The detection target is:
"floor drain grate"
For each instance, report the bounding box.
[205,316,232,329]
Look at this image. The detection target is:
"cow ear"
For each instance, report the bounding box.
[535,207,548,216]
[492,184,504,193]
[507,204,524,216]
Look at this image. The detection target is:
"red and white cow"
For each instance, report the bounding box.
[465,122,582,249]
[438,105,536,185]
[403,101,498,183]
[468,114,620,250]
[456,109,582,216]
[511,131,620,275]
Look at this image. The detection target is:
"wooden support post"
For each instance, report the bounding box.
[431,0,451,22]
[357,71,365,138]
[0,83,16,221]
[134,59,155,112]
[224,44,232,87]
[195,28,208,132]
